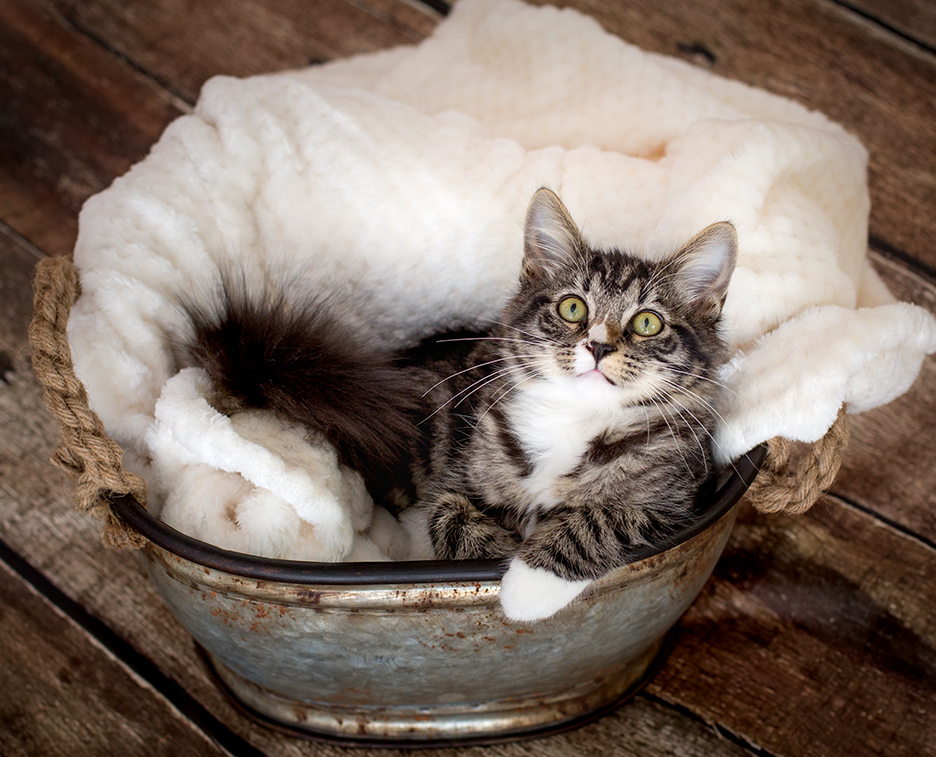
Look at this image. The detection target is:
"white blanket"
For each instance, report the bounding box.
[68,0,936,561]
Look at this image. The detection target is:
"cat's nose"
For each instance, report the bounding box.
[587,341,616,364]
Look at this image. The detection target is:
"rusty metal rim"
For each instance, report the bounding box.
[109,444,766,585]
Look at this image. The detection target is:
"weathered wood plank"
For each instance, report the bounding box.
[0,0,437,256]
[0,0,181,255]
[846,0,936,51]
[531,0,936,273]
[0,556,230,757]
[649,496,936,757]
[49,0,440,104]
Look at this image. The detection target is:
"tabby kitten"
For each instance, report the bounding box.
[183,188,737,621]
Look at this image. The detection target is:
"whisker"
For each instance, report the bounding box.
[419,359,551,423]
[647,397,694,475]
[660,395,710,475]
[475,369,541,425]
[436,336,552,347]
[486,320,564,347]
[644,249,690,291]
[654,377,742,477]
[453,360,551,411]
[656,376,730,428]
[662,365,739,397]
[421,352,553,397]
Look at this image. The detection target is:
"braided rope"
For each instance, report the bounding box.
[27,255,848,550]
[28,256,147,549]
[745,406,850,514]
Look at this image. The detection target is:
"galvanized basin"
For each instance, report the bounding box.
[112,446,765,746]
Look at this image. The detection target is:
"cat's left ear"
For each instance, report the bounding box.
[671,222,737,319]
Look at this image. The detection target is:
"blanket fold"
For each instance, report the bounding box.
[67,0,936,560]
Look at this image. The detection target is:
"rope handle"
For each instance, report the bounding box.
[29,256,146,549]
[745,406,849,514]
[28,255,847,549]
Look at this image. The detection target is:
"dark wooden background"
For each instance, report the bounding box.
[1,1,934,755]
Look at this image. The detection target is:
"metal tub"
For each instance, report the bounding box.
[112,446,765,746]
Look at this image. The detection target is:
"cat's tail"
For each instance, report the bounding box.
[175,272,420,500]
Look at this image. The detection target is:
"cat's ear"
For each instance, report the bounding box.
[522,188,586,280]
[671,222,737,319]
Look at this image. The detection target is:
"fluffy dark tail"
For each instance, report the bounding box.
[178,276,420,501]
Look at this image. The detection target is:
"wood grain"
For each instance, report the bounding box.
[49,0,440,104]
[0,557,229,757]
[0,0,181,255]
[846,0,936,49]
[650,496,936,757]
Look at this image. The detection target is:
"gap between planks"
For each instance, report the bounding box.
[0,534,265,757]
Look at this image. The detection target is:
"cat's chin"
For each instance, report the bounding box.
[499,557,593,622]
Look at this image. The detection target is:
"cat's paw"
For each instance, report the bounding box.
[499,557,592,622]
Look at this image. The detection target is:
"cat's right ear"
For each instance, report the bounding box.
[671,221,738,320]
[522,188,585,281]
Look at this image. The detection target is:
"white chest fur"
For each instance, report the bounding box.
[506,375,645,511]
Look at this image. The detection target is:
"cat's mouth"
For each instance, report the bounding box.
[578,368,616,386]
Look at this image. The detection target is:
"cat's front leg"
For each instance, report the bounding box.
[428,492,521,560]
[499,504,624,622]
[499,558,593,622]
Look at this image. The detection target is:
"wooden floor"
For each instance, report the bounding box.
[2,1,935,755]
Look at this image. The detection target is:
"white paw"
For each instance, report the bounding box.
[499,557,592,622]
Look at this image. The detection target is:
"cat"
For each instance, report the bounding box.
[179,188,737,621]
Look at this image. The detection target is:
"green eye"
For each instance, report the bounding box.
[558,296,588,323]
[631,311,663,336]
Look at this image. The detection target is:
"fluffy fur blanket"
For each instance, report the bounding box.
[68,0,936,561]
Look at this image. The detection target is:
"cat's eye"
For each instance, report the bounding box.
[558,296,588,323]
[631,311,663,336]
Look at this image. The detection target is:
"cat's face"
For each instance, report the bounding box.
[497,189,737,406]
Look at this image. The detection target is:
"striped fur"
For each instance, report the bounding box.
[416,188,737,585]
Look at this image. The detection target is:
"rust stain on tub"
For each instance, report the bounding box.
[209,606,241,627]
[298,588,322,604]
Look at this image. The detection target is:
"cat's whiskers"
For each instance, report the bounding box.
[656,394,711,475]
[654,376,741,477]
[474,368,542,426]
[643,249,692,291]
[422,352,553,397]
[622,357,728,426]
[452,359,552,412]
[660,376,747,476]
[645,396,695,475]
[656,375,730,432]
[662,365,739,398]
[436,336,552,347]
[420,358,552,423]
[487,320,564,347]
